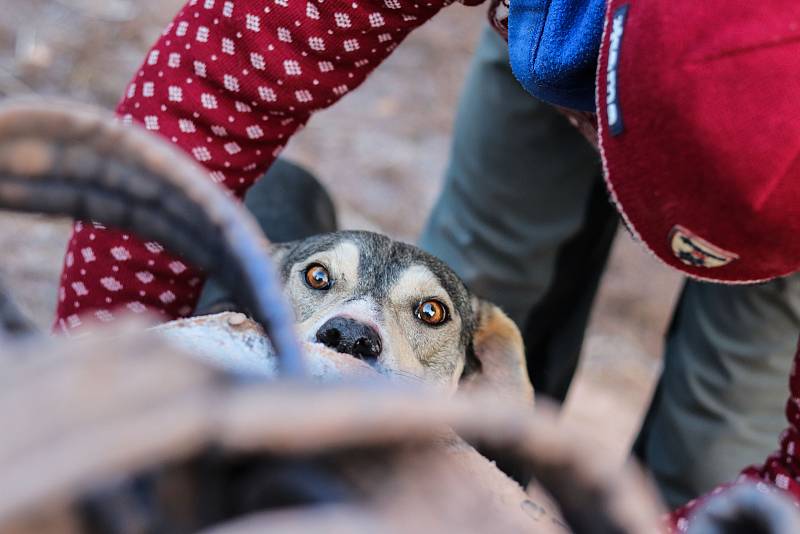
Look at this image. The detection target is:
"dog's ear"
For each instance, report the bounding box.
[459,298,534,406]
[195,241,295,316]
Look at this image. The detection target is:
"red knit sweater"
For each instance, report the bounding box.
[55,0,446,329]
[52,0,800,528]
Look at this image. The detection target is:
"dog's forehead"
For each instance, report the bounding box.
[284,231,473,313]
[359,232,469,299]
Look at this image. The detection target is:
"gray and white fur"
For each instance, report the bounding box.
[197,161,532,400]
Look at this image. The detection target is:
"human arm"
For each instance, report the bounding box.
[55,0,452,329]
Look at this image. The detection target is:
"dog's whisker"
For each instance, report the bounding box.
[383,369,425,383]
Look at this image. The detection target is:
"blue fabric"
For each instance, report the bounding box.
[508,0,606,112]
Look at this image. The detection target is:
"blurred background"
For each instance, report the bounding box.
[0,0,682,460]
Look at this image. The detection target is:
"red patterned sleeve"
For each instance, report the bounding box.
[667,338,800,531]
[54,0,450,331]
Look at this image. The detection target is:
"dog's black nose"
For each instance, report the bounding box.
[315,317,382,363]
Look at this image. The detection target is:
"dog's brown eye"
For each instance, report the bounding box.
[304,264,331,290]
[415,299,448,326]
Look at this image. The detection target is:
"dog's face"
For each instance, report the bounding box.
[272,231,532,400]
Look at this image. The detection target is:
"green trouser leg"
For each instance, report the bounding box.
[419,25,800,509]
[634,278,800,508]
[418,26,614,401]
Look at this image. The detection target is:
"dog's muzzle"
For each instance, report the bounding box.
[315,317,382,363]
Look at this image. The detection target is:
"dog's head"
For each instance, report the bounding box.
[271,230,532,401]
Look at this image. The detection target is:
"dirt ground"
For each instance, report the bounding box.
[0,0,683,462]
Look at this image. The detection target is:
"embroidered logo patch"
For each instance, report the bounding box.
[669,225,739,268]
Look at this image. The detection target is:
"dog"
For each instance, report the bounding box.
[196,160,533,402]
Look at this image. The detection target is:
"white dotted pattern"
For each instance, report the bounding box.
[56,0,448,332]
